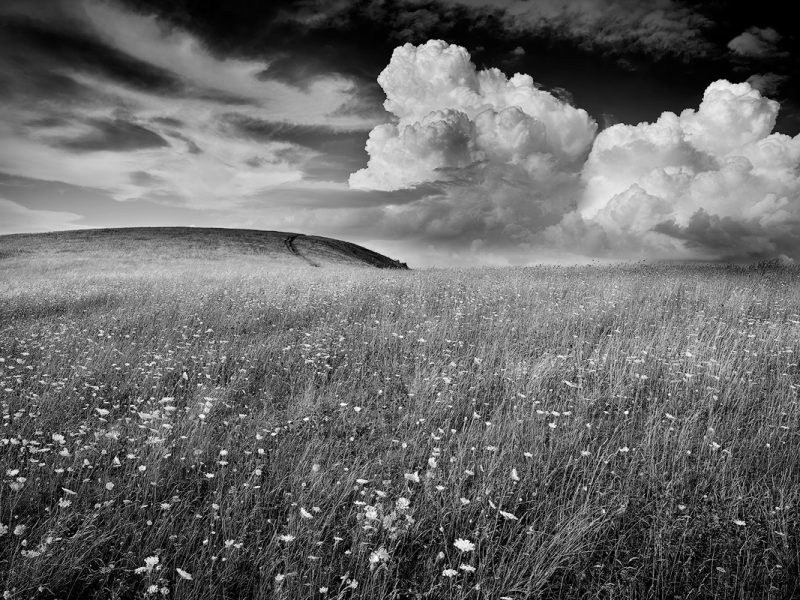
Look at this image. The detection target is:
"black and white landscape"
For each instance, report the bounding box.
[1,1,799,599]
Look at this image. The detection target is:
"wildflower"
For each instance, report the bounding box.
[299,507,313,519]
[460,497,470,505]
[105,482,115,491]
[275,574,285,583]
[404,472,420,483]
[428,456,438,469]
[453,538,475,553]
[581,450,591,457]
[733,519,746,526]
[0,523,6,536]
[459,564,476,573]
[364,506,379,520]
[442,568,458,578]
[319,587,329,594]
[355,478,369,485]
[135,555,160,574]
[279,534,296,543]
[176,568,193,580]
[147,584,159,594]
[368,546,390,568]
[510,468,520,481]
[58,498,72,509]
[13,525,26,536]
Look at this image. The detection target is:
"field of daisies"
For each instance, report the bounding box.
[1,261,799,599]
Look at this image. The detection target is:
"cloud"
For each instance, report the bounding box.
[350,43,800,264]
[350,40,595,192]
[552,79,800,261]
[0,0,383,219]
[746,73,788,97]
[46,117,169,152]
[416,0,714,59]
[344,40,599,263]
[728,27,784,58]
[281,0,714,60]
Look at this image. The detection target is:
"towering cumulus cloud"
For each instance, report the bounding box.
[350,40,596,192]
[348,40,597,264]
[570,80,800,260]
[352,41,800,263]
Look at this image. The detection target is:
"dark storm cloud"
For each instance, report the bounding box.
[48,118,169,152]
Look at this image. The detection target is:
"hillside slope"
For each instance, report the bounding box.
[0,227,409,270]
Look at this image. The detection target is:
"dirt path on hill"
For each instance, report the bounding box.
[284,234,320,267]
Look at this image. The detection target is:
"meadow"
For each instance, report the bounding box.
[1,255,799,599]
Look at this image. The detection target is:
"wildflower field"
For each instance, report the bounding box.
[1,257,799,599]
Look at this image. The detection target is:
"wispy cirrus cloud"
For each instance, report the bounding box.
[0,0,379,216]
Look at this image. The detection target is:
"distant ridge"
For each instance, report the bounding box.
[0,227,409,269]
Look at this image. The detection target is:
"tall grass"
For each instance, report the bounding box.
[1,261,798,599]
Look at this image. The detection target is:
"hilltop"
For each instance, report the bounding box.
[0,227,409,270]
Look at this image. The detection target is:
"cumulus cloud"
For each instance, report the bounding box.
[351,42,800,263]
[353,40,595,188]
[347,40,596,261]
[558,80,800,261]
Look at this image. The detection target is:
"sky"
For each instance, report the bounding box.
[1,0,799,266]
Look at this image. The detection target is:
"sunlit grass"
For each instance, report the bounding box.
[1,259,799,599]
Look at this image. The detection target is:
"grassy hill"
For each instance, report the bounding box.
[0,227,409,270]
